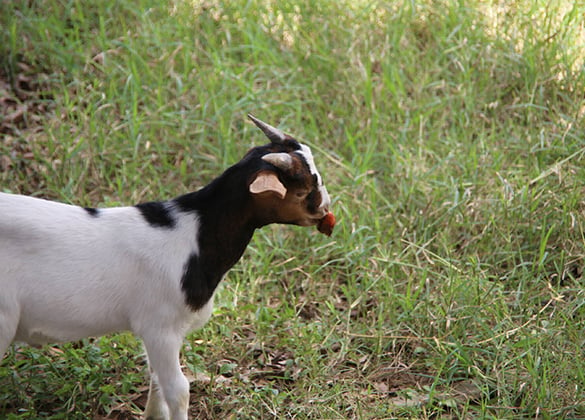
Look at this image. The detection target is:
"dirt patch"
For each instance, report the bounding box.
[0,62,55,191]
[0,62,52,135]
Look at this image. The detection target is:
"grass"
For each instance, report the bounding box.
[1,0,584,418]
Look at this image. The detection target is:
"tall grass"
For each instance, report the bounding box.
[1,0,584,418]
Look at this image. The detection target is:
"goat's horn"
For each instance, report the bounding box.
[248,114,286,144]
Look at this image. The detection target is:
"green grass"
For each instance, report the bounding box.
[1,0,584,418]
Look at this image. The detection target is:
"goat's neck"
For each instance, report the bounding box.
[174,171,259,310]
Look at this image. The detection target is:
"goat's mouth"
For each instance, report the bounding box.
[297,217,321,227]
[295,209,333,232]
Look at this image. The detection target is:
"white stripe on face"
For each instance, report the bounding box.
[297,144,321,184]
[296,144,331,211]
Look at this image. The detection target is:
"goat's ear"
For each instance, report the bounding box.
[249,171,287,199]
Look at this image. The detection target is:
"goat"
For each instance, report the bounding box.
[0,115,334,420]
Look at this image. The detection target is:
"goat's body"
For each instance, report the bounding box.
[0,192,214,420]
[0,192,210,349]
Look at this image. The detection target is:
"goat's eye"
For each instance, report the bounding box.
[296,191,308,199]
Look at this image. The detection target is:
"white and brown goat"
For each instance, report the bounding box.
[0,115,334,420]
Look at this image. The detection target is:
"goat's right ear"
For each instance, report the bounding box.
[249,171,287,199]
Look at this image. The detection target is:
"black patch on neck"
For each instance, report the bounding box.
[135,201,175,228]
[180,253,218,311]
[84,207,99,217]
[177,192,256,310]
[174,166,257,310]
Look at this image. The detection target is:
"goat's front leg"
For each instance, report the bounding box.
[144,367,169,420]
[143,335,189,420]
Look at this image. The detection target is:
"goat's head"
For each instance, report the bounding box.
[246,114,334,235]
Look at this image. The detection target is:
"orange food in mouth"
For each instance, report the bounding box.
[317,212,335,236]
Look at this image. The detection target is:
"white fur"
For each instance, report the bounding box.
[0,193,203,420]
[297,144,330,211]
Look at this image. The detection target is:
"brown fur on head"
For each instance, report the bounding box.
[246,115,331,229]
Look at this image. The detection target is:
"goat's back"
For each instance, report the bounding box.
[0,192,199,344]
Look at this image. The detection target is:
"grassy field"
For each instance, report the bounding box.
[1,0,584,418]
